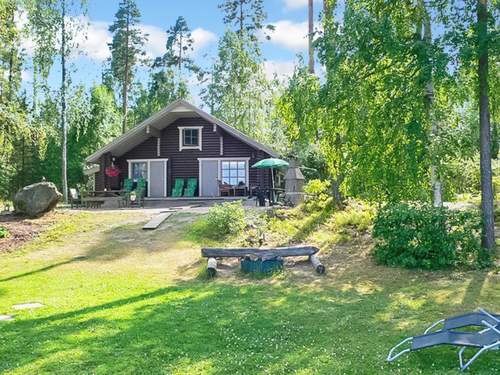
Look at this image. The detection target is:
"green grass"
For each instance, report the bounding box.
[0,209,499,374]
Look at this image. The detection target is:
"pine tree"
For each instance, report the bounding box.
[154,16,200,77]
[108,0,147,134]
[218,0,274,42]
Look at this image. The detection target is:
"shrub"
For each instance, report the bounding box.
[204,201,246,240]
[372,203,489,270]
[303,179,332,211]
[333,200,375,232]
[0,226,9,239]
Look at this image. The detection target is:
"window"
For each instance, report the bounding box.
[131,162,147,180]
[221,161,247,186]
[183,128,199,146]
[179,126,202,150]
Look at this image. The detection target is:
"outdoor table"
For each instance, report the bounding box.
[82,190,126,208]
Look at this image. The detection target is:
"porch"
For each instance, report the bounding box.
[77,194,257,210]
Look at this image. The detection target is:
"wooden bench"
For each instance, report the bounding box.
[201,246,324,276]
[82,197,105,209]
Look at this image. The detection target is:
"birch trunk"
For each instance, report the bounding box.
[60,0,68,202]
[419,0,442,207]
[477,0,495,250]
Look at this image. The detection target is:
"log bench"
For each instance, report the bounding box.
[201,245,325,276]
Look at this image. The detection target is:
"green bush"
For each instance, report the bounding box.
[204,201,246,240]
[333,200,375,232]
[0,226,9,239]
[303,179,332,211]
[372,203,490,270]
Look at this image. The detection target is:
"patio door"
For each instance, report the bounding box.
[200,160,219,197]
[149,160,167,197]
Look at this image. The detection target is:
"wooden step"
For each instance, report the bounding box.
[142,212,173,230]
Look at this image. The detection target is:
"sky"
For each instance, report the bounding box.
[21,0,324,105]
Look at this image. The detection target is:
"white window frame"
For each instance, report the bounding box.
[197,157,250,196]
[178,126,203,151]
[127,158,168,197]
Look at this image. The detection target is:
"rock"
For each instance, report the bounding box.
[12,302,45,310]
[14,182,62,217]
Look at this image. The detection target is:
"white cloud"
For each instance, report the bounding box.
[266,20,308,51]
[139,24,167,58]
[76,19,112,61]
[263,60,296,81]
[191,28,217,52]
[139,25,216,59]
[283,0,320,10]
[264,19,322,52]
[19,13,215,63]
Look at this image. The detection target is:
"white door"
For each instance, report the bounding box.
[200,160,219,197]
[149,160,166,197]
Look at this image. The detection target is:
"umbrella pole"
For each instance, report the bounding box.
[271,168,275,204]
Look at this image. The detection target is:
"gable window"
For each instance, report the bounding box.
[179,126,203,151]
[221,160,247,186]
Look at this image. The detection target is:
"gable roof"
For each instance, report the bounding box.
[85,99,278,163]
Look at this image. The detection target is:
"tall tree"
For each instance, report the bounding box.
[308,0,314,74]
[108,0,147,134]
[25,0,59,114]
[155,16,199,76]
[132,69,188,124]
[417,0,442,206]
[58,0,86,203]
[477,0,495,250]
[202,30,271,140]
[60,0,68,202]
[218,0,274,43]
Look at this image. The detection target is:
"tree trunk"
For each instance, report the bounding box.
[122,8,130,134]
[331,175,344,208]
[178,31,182,73]
[419,0,442,207]
[239,0,243,35]
[477,0,495,250]
[60,0,68,203]
[308,0,314,74]
[7,3,16,101]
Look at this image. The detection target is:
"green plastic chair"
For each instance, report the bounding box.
[123,178,134,192]
[172,178,185,197]
[136,178,146,190]
[134,186,145,207]
[183,178,198,197]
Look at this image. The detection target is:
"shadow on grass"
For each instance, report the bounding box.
[0,276,497,374]
[0,257,88,283]
[285,203,334,245]
[80,214,197,263]
[461,271,488,307]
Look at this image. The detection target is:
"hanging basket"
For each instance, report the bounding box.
[105,166,121,177]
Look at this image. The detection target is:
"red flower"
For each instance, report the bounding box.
[105,166,121,177]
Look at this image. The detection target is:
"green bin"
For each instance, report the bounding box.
[240,256,283,273]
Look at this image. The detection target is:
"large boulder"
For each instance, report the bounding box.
[14,182,62,217]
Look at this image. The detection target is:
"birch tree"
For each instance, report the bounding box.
[477,0,495,250]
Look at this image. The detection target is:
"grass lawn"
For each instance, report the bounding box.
[0,208,499,374]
